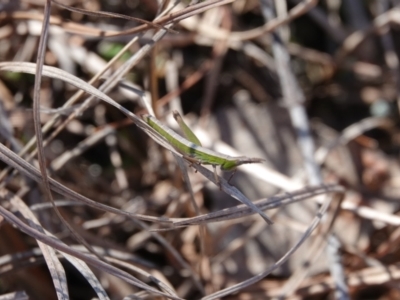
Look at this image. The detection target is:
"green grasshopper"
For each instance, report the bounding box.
[142,111,265,182]
[142,111,272,225]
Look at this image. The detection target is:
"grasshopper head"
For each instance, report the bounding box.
[220,157,264,171]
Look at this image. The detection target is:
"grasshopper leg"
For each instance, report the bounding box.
[213,165,222,190]
[183,155,199,173]
[227,168,237,185]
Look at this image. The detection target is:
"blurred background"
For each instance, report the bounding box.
[1,0,400,299]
